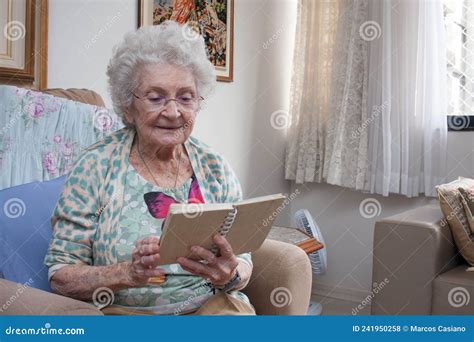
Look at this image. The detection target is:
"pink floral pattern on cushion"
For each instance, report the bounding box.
[41,136,78,176]
[0,85,123,189]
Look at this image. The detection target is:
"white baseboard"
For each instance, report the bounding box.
[311,281,371,304]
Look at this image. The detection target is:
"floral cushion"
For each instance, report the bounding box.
[459,186,474,236]
[436,177,474,266]
[0,85,123,190]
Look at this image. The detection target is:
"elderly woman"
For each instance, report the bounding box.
[44,21,254,315]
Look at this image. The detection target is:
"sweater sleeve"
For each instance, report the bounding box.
[44,150,101,281]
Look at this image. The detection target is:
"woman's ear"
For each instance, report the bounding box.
[123,107,134,126]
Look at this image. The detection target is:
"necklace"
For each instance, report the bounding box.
[136,136,182,189]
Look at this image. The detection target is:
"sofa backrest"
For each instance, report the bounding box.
[41,88,106,107]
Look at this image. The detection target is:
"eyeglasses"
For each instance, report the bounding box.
[132,92,204,112]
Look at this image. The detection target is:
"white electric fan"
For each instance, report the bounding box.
[294,209,327,315]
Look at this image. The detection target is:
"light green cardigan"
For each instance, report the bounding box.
[44,126,251,291]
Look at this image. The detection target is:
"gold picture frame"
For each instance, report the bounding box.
[0,0,48,89]
[138,0,234,82]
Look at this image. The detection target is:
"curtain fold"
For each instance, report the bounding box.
[322,0,369,190]
[285,0,339,183]
[365,0,448,197]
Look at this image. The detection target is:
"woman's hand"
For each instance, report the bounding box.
[128,236,165,286]
[50,236,166,299]
[176,234,240,287]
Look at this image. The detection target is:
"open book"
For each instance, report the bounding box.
[157,193,286,265]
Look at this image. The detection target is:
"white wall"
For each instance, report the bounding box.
[48,0,136,98]
[48,0,296,225]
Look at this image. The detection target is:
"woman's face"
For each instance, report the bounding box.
[126,63,198,147]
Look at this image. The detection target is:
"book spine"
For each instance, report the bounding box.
[210,207,238,255]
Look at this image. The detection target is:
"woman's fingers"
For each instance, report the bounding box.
[213,234,234,259]
[189,245,217,265]
[177,257,212,278]
[177,237,239,286]
[138,243,160,256]
[137,235,160,246]
[135,267,165,278]
[178,262,204,278]
[135,236,160,252]
[140,253,161,267]
[129,237,165,286]
[133,236,161,265]
[132,242,161,268]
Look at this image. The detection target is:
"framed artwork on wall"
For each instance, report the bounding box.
[0,0,48,89]
[138,0,234,82]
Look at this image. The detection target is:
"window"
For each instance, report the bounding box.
[444,0,474,130]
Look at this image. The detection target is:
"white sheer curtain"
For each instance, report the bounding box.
[286,0,448,197]
[322,0,369,190]
[285,0,340,183]
[365,0,448,197]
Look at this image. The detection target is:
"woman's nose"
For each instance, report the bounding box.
[160,100,181,119]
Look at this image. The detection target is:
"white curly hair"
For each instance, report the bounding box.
[106,21,216,126]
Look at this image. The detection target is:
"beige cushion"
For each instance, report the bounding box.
[371,205,460,315]
[242,239,312,315]
[437,177,474,266]
[459,187,474,235]
[432,265,474,315]
[0,279,103,315]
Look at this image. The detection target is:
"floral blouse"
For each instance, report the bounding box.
[44,127,252,314]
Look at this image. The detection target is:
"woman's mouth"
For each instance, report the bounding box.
[155,126,181,130]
